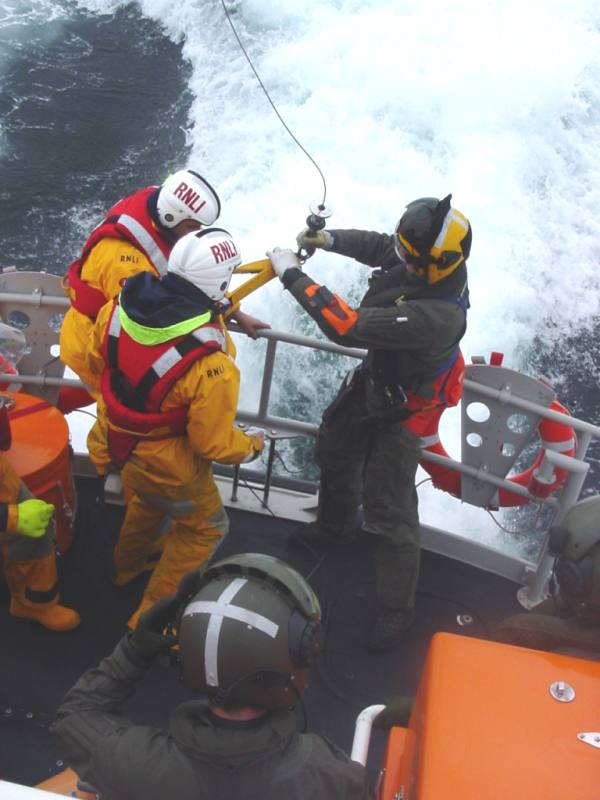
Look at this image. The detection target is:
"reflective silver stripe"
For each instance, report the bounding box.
[141,328,226,379]
[434,209,468,249]
[152,346,183,378]
[183,577,279,688]
[541,438,576,453]
[118,213,169,276]
[420,433,440,448]
[137,492,196,518]
[108,310,121,338]
[192,327,226,350]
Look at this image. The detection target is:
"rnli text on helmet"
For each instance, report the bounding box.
[211,239,238,263]
[173,181,208,216]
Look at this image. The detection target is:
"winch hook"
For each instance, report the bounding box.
[297,201,333,263]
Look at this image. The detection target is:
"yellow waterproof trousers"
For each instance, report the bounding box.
[0,456,80,631]
[117,456,229,628]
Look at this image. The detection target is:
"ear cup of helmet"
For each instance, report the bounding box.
[554,552,594,598]
[288,609,321,667]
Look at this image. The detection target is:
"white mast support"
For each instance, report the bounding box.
[350,704,386,766]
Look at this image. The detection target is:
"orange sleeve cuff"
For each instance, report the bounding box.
[303,283,358,336]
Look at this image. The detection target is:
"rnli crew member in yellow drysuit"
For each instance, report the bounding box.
[60,168,268,396]
[0,405,80,630]
[52,554,396,799]
[80,228,265,628]
[494,495,600,659]
[268,195,471,650]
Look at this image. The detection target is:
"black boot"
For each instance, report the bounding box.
[289,521,357,549]
[367,537,419,651]
[367,608,414,652]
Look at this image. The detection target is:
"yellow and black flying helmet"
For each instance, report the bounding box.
[394,194,471,284]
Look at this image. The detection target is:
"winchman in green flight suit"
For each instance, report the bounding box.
[268,195,472,650]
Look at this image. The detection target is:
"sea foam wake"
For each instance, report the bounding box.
[6,0,600,553]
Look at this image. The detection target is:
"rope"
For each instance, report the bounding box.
[219,0,327,207]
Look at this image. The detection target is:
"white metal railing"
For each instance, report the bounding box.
[6,314,597,512]
[3,284,600,604]
[350,704,386,766]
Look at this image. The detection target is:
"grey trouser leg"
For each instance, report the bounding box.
[314,372,369,536]
[363,422,422,611]
[316,368,423,612]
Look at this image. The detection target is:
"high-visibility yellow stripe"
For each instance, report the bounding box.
[118,305,212,345]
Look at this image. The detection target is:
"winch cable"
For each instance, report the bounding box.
[219,0,330,245]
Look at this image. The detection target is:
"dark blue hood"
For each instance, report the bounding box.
[119,271,215,329]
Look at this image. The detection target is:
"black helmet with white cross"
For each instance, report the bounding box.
[178,553,322,710]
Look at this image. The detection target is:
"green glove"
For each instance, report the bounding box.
[296,228,334,252]
[16,498,54,539]
[373,695,414,729]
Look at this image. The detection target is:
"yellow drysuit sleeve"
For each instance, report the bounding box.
[167,350,259,464]
[81,239,157,300]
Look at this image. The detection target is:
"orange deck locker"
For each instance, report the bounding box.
[3,391,76,554]
[380,632,600,799]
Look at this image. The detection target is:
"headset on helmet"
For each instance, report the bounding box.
[548,495,600,609]
[394,194,472,285]
[156,170,221,229]
[178,553,322,711]
[167,228,241,301]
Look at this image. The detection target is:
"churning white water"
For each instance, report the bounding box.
[19,0,600,553]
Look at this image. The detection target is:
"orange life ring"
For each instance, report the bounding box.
[419,400,576,508]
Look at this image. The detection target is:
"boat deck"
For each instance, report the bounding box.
[1,476,524,787]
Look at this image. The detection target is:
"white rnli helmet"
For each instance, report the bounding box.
[167,228,241,301]
[156,169,221,229]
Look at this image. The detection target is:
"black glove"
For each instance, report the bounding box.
[175,566,208,605]
[121,595,180,667]
[373,695,414,729]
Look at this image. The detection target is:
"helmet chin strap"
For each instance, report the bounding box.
[212,296,233,315]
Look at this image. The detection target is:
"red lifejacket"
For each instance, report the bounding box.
[403,348,465,437]
[100,304,227,467]
[63,186,173,320]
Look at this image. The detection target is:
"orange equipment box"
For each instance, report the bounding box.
[3,391,75,554]
[381,632,600,800]
[36,767,96,798]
